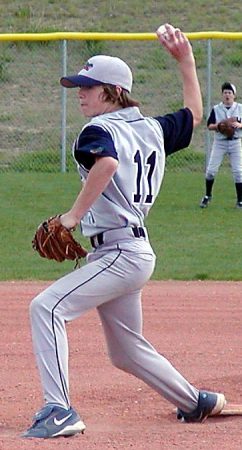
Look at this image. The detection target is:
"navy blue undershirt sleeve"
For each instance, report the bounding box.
[154,107,193,156]
[207,109,216,126]
[73,126,118,170]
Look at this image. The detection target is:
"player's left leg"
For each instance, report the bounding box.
[98,290,225,421]
[98,289,199,413]
[229,140,242,207]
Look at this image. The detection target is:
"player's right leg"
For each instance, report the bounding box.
[199,178,214,208]
[23,240,155,437]
[200,143,225,208]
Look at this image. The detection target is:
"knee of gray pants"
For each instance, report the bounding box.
[109,352,128,371]
[205,172,215,180]
[232,172,242,183]
[108,349,134,373]
[29,291,51,322]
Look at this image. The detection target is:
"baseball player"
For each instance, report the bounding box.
[200,82,242,208]
[23,24,226,439]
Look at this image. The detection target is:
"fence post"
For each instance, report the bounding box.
[205,38,212,170]
[60,39,67,173]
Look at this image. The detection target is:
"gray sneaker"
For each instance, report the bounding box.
[236,201,242,209]
[200,195,212,208]
[177,390,226,423]
[22,404,86,438]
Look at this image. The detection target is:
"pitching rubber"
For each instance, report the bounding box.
[173,397,242,417]
[217,403,242,416]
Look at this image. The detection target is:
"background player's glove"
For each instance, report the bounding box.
[217,117,236,139]
[32,215,88,264]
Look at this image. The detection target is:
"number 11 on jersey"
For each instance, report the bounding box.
[133,149,157,204]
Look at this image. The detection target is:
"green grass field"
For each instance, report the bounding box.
[1,171,241,281]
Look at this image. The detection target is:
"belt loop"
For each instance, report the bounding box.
[97,233,104,246]
[90,232,104,248]
[139,227,145,238]
[132,227,139,237]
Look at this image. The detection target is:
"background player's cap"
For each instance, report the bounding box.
[221,82,236,95]
[60,55,133,93]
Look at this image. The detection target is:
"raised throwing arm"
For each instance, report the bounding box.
[156,23,203,128]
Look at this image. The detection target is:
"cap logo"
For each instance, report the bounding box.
[83,62,93,71]
[90,146,104,154]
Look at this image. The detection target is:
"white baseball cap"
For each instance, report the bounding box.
[221,82,236,95]
[60,55,133,93]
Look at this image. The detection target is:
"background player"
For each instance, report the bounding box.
[200,82,242,208]
[23,24,226,439]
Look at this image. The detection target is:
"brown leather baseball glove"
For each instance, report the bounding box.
[32,215,88,264]
[217,117,237,139]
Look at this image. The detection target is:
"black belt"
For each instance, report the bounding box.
[90,226,146,248]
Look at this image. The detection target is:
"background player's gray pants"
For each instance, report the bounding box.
[30,238,198,414]
[206,139,242,182]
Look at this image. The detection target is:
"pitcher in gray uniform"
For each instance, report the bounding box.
[200,82,242,208]
[23,24,226,439]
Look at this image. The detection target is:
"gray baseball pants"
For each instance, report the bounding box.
[30,232,198,414]
[206,139,242,181]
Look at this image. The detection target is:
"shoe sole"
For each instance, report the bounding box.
[23,419,86,439]
[51,420,86,437]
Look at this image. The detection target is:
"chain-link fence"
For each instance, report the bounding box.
[0,32,241,173]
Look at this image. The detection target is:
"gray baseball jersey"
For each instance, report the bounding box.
[73,106,192,236]
[30,105,200,414]
[74,107,165,236]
